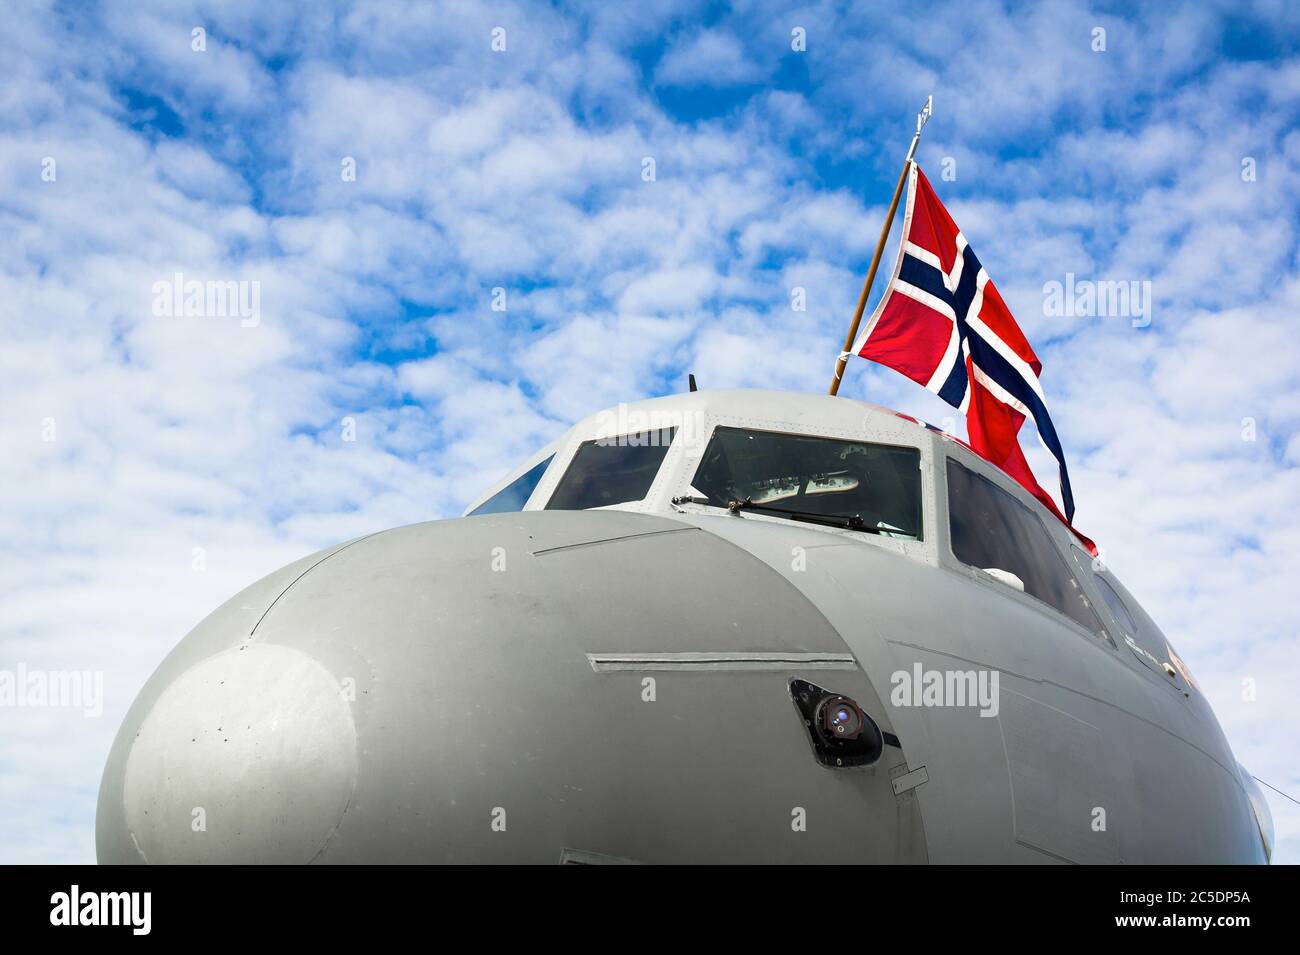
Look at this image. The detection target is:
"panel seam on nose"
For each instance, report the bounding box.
[585,651,859,672]
[248,531,386,638]
[530,525,698,556]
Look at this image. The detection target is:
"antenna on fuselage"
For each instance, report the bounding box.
[688,374,698,392]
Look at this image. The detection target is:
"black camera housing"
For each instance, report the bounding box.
[790,678,884,768]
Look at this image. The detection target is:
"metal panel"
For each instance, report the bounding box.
[999,689,1118,864]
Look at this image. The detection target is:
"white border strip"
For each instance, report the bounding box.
[851,162,920,357]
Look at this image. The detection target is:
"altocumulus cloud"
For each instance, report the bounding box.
[0,0,1297,862]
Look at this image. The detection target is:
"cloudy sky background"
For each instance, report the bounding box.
[2,0,1297,863]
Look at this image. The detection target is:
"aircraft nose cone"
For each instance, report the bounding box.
[99,510,911,863]
[116,643,358,863]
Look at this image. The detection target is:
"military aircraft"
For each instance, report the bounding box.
[96,388,1274,863]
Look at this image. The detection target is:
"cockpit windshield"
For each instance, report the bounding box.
[690,427,922,539]
[546,429,676,510]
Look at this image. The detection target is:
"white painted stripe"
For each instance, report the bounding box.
[851,162,920,356]
[925,321,962,393]
[921,242,970,397]
[904,241,943,272]
[967,314,1048,403]
[970,361,1033,420]
[958,339,972,415]
[967,267,987,322]
[970,364,1067,511]
[947,232,968,292]
[894,280,956,322]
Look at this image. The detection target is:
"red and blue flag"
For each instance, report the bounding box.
[852,163,1093,551]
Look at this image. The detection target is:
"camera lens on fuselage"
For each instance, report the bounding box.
[819,695,864,741]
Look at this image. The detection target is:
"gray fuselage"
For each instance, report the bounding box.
[95,390,1270,863]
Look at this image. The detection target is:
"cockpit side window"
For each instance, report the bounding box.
[546,429,675,510]
[1092,574,1137,635]
[946,458,1109,643]
[468,455,554,516]
[1082,562,1195,685]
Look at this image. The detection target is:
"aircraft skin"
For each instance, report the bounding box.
[95,390,1272,864]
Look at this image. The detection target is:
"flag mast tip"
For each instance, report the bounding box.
[910,96,933,159]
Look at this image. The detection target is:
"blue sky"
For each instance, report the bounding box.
[2,0,1298,863]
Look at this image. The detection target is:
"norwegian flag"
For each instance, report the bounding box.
[851,163,1093,551]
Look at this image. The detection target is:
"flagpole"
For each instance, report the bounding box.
[829,95,933,396]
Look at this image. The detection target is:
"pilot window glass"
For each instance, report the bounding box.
[468,455,554,516]
[1092,574,1137,635]
[1080,560,1179,672]
[946,458,1107,639]
[690,427,922,539]
[546,429,675,510]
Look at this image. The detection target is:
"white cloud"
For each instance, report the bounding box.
[655,28,768,88]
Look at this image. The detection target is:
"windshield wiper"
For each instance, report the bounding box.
[726,498,880,533]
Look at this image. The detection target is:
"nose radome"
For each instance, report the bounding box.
[100,510,910,864]
[95,541,370,864]
[101,512,717,863]
[118,643,358,863]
